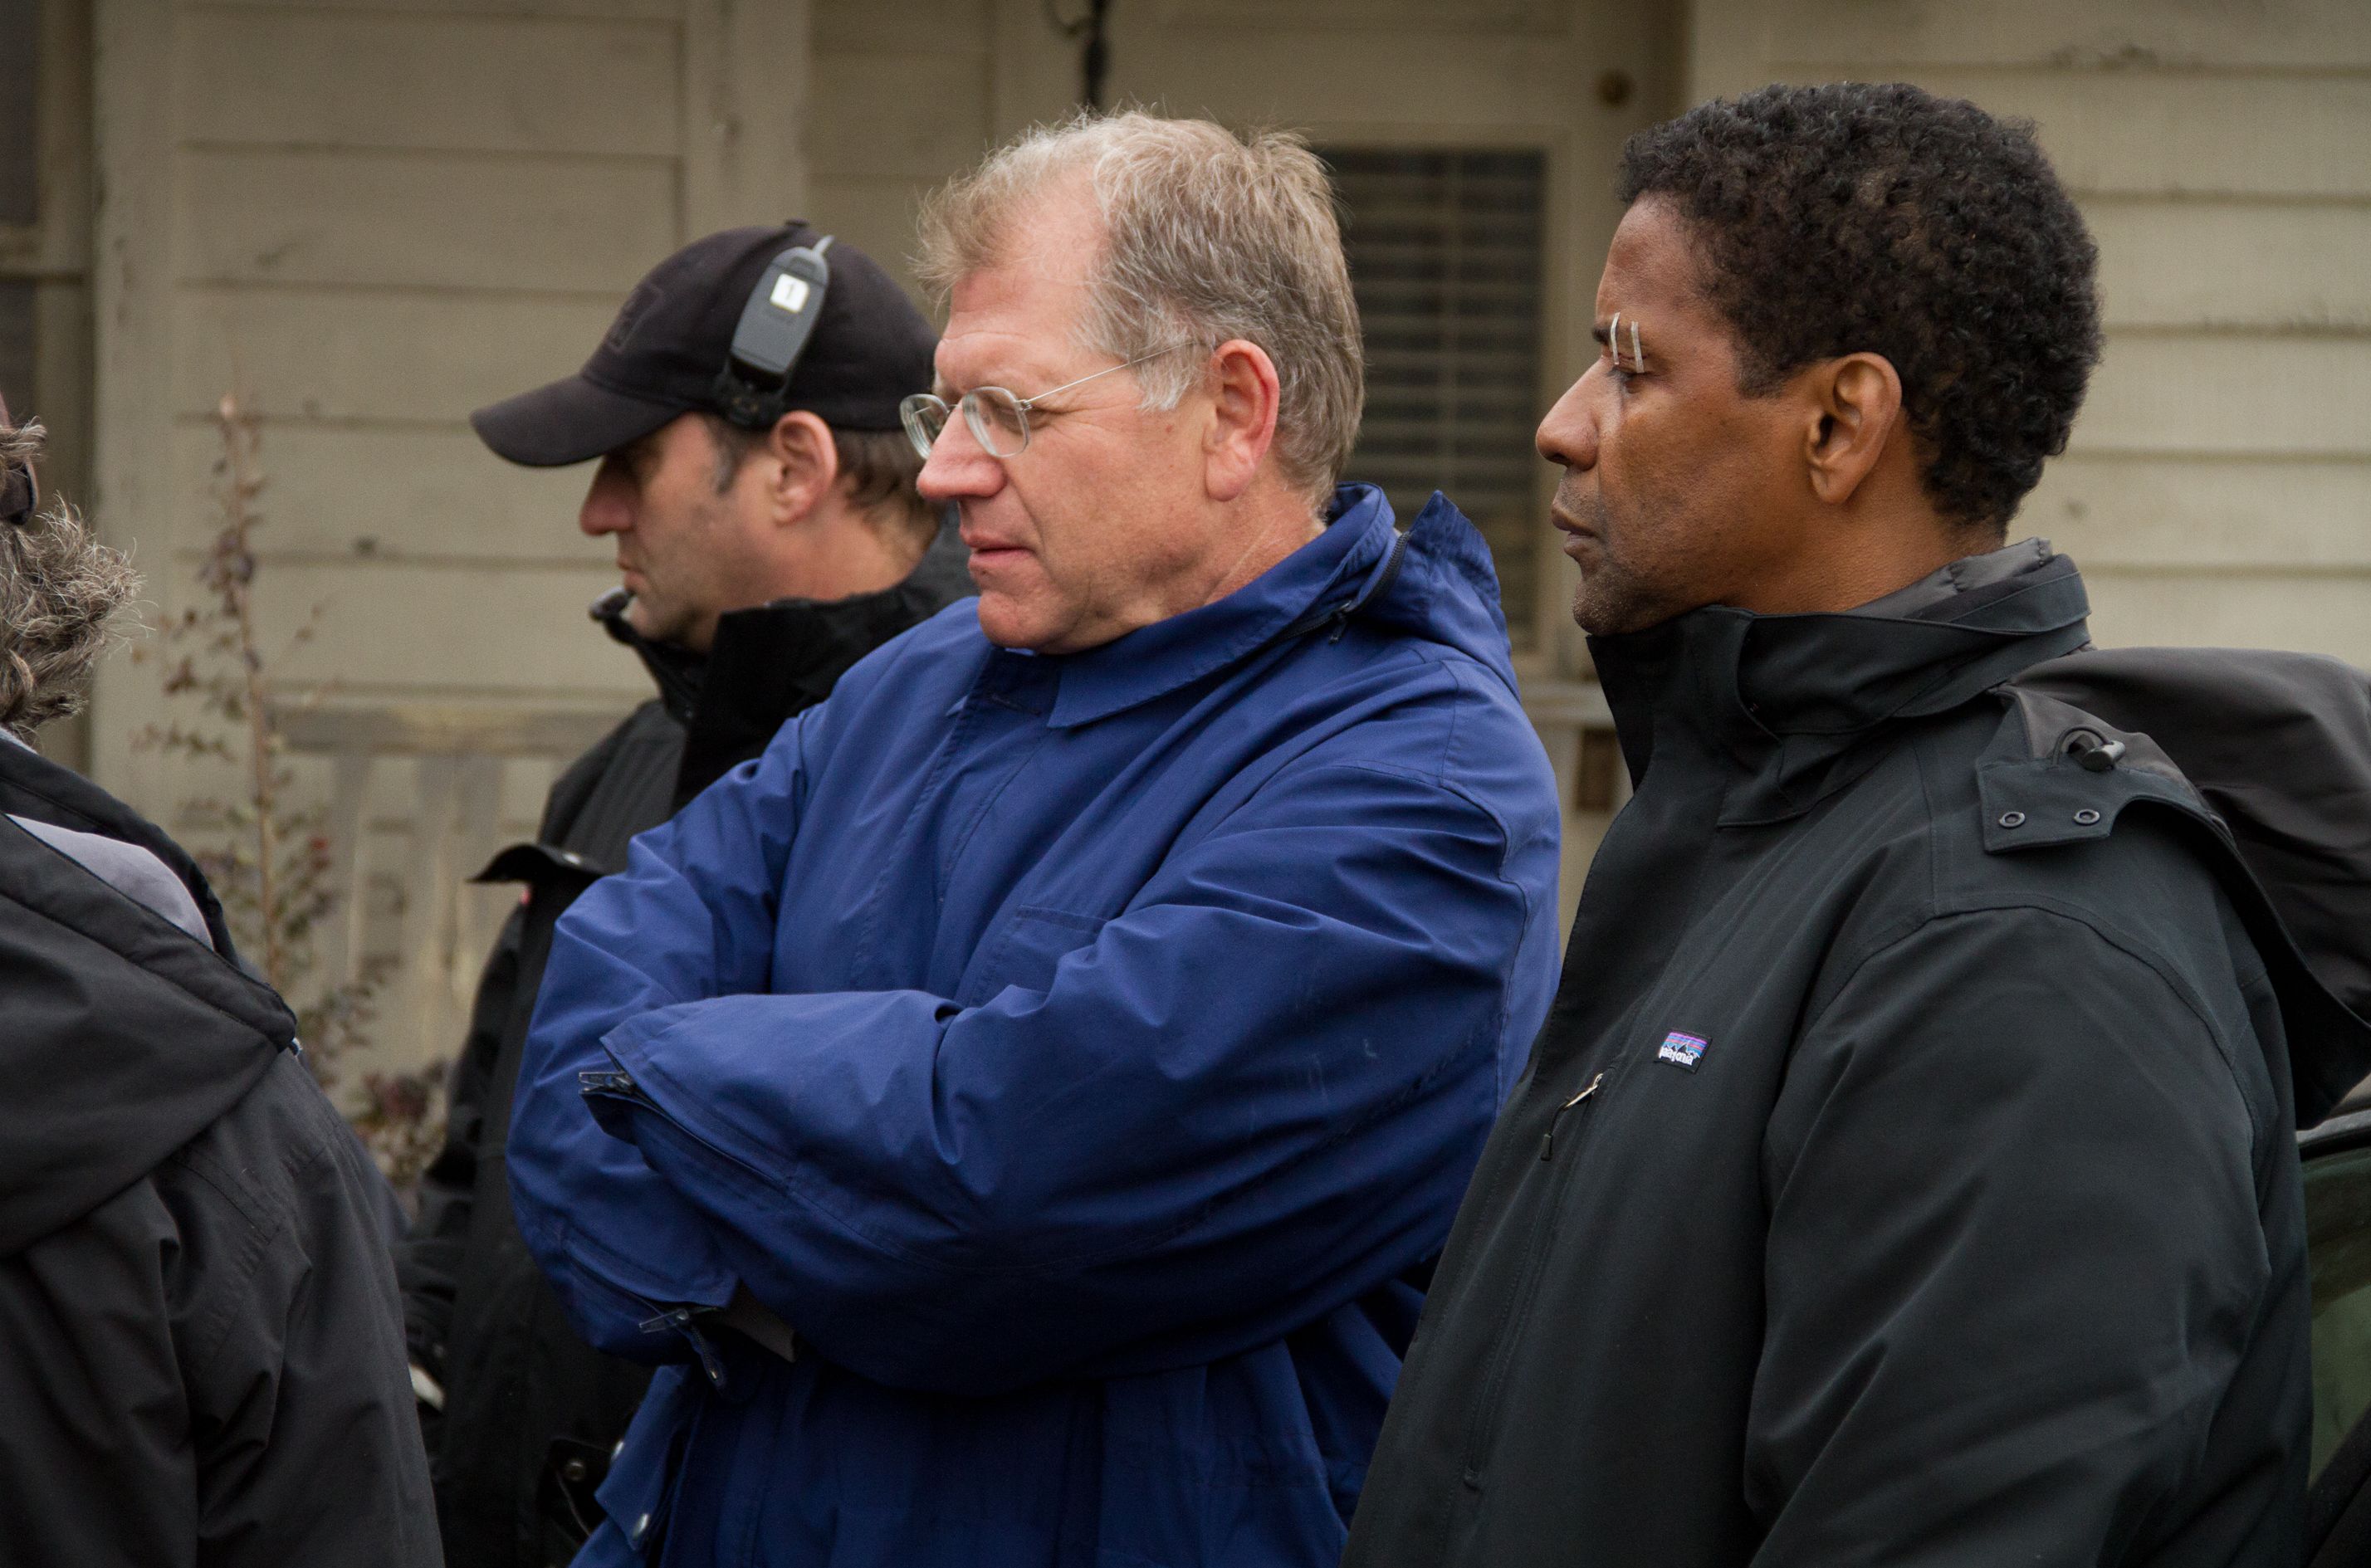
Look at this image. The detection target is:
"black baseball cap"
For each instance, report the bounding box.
[471,222,936,467]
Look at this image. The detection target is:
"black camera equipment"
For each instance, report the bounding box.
[709,234,835,431]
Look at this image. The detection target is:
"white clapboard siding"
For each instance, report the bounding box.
[167,422,604,563]
[178,149,678,293]
[804,0,994,306]
[182,556,651,701]
[173,288,622,424]
[181,10,681,156]
[2087,203,2371,330]
[1758,0,2371,70]
[201,0,677,17]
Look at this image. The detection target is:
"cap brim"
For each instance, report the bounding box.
[469,374,690,467]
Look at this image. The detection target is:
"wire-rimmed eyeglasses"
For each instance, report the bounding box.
[898,343,1190,462]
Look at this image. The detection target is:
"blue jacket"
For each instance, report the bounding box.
[508,486,1562,1567]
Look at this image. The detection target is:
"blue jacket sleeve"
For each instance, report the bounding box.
[533,753,1550,1395]
[506,719,811,1361]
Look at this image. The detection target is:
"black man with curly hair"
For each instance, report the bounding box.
[1347,81,2371,1566]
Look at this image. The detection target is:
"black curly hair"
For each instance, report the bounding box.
[1616,81,2101,534]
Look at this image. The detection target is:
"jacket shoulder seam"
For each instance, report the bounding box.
[1804,901,2266,1160]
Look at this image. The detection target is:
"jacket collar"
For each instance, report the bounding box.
[599,518,975,800]
[1591,544,2094,825]
[1044,485,1405,730]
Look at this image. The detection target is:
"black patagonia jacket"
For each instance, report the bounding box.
[395,523,970,1568]
[0,735,439,1567]
[1346,545,2371,1567]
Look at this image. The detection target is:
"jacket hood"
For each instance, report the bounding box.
[1589,545,2092,823]
[2008,646,2371,1122]
[1044,484,1518,729]
[0,740,295,1254]
[601,515,975,805]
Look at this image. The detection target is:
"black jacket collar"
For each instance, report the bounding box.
[599,520,974,806]
[1590,548,2093,825]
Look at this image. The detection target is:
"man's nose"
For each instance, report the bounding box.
[916,410,1004,503]
[1536,364,1603,471]
[578,460,633,537]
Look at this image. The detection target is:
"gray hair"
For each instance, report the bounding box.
[0,420,140,740]
[917,111,1364,509]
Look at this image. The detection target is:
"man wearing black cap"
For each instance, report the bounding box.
[394,223,970,1568]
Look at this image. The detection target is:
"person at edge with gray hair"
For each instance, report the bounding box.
[504,111,1562,1567]
[1347,82,2371,1567]
[0,397,440,1566]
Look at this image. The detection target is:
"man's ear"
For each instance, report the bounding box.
[1203,339,1282,503]
[764,410,841,525]
[1801,352,1904,508]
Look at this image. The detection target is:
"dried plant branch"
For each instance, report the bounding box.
[134,388,448,1197]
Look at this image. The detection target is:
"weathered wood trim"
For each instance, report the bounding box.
[88,0,178,801]
[682,0,812,236]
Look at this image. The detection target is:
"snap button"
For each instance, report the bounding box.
[1997,811,2026,828]
[2073,808,2101,825]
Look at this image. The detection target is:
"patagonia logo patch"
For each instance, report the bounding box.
[1656,1030,1709,1071]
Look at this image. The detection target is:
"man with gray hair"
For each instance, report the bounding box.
[0,400,439,1565]
[506,112,1562,1567]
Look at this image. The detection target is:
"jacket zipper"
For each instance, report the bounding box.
[579,1066,790,1203]
[577,1066,787,1387]
[1538,1071,1604,1161]
[1459,1067,1608,1490]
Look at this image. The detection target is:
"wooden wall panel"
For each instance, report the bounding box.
[2031,457,2371,570]
[809,178,946,307]
[177,149,677,292]
[181,10,679,155]
[2075,335,2371,457]
[810,53,994,182]
[210,557,646,698]
[165,422,599,562]
[813,0,988,55]
[2084,573,2371,667]
[1760,0,2371,71]
[804,0,992,309]
[1902,72,2371,200]
[2090,203,2371,330]
[199,0,675,17]
[174,288,618,424]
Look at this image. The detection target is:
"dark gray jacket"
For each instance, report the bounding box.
[1347,548,2371,1566]
[0,734,439,1567]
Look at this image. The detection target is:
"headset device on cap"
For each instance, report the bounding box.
[712,235,835,431]
[467,221,931,471]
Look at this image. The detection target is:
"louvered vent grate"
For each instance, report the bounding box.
[1327,147,1547,648]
